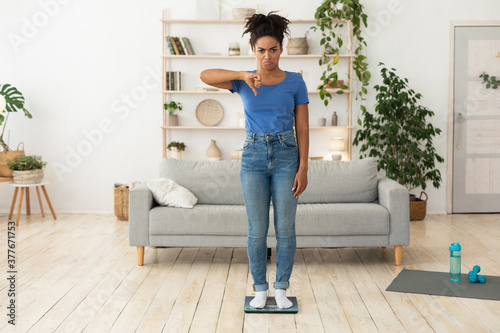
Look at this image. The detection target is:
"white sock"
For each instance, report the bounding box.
[274,289,293,309]
[250,290,268,309]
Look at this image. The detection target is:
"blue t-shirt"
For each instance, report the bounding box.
[231,71,309,133]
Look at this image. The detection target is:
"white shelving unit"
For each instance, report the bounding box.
[161,9,354,160]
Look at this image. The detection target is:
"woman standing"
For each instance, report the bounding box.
[200,12,309,309]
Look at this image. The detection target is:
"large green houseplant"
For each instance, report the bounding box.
[311,0,370,107]
[353,64,444,218]
[0,84,32,151]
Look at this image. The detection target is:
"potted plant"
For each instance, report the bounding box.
[164,101,183,126]
[311,0,370,108]
[353,64,444,220]
[7,155,47,184]
[167,141,186,159]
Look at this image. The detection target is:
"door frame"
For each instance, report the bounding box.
[446,21,500,213]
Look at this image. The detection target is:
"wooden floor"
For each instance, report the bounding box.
[0,213,499,333]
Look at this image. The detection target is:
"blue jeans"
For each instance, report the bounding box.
[240,130,299,292]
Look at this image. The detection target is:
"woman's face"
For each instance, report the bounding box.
[253,36,283,71]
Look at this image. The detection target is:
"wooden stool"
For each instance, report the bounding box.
[8,181,57,226]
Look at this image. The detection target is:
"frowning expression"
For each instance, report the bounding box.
[254,36,283,70]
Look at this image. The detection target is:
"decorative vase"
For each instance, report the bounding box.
[166,114,179,126]
[12,169,44,184]
[331,112,338,126]
[207,140,221,161]
[318,117,326,126]
[169,148,183,159]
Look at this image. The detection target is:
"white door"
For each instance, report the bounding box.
[453,26,500,213]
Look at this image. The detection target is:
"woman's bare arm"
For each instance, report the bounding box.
[200,69,261,95]
[293,103,309,198]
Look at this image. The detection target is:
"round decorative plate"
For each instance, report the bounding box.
[196,99,224,126]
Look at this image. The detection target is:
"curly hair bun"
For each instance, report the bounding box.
[243,12,290,50]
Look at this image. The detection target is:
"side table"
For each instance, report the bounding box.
[8,181,57,226]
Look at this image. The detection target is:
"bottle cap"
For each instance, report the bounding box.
[449,242,461,251]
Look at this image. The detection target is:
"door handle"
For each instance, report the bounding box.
[457,113,465,150]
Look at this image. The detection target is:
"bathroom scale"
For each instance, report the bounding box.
[244,296,298,313]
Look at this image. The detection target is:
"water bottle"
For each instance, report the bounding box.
[449,242,461,281]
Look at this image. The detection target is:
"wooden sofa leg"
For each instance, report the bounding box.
[137,246,145,266]
[394,246,402,266]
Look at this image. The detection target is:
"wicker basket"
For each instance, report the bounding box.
[114,185,129,221]
[287,32,309,55]
[232,8,256,20]
[0,142,25,177]
[410,191,427,221]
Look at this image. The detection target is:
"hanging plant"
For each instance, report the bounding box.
[311,0,370,107]
[479,71,499,89]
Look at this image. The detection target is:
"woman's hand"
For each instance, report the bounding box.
[292,168,308,198]
[244,73,261,96]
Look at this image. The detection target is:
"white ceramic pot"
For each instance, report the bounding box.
[13,169,44,184]
[169,148,183,159]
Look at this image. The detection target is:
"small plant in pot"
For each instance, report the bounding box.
[7,155,47,184]
[167,141,186,159]
[353,64,444,220]
[164,101,183,126]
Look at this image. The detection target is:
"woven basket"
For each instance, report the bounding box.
[287,32,309,55]
[410,191,427,221]
[232,8,256,20]
[12,169,44,184]
[114,185,129,221]
[0,143,25,177]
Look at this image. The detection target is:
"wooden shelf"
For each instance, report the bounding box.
[162,126,352,130]
[162,126,244,130]
[161,19,324,24]
[0,176,13,183]
[161,9,354,160]
[162,54,355,59]
[162,90,350,94]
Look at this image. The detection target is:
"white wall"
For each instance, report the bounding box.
[1,0,499,214]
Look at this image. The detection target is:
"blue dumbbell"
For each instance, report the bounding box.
[468,265,486,284]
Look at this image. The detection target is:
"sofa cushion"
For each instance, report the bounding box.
[147,178,198,208]
[149,202,389,237]
[160,158,244,205]
[299,158,378,204]
[294,203,389,235]
[149,205,248,236]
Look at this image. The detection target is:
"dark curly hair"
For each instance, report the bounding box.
[243,12,290,51]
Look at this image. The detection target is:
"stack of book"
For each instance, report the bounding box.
[166,37,195,55]
[166,71,182,91]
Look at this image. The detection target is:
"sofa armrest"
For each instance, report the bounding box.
[378,177,410,246]
[129,182,155,246]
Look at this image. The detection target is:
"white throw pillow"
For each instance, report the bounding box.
[147,178,198,208]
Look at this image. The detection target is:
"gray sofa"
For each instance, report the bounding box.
[129,158,409,266]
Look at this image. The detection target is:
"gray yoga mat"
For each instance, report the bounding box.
[386,269,500,301]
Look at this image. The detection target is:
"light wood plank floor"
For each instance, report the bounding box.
[0,213,499,332]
